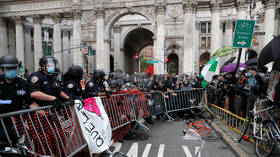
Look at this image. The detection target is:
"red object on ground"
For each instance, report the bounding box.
[147,65,154,76]
[243,135,249,141]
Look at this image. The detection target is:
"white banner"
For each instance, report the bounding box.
[74,98,112,155]
[267,70,280,102]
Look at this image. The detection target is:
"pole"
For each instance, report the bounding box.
[235,48,242,73]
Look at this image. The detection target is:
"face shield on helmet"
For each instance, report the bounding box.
[0,55,21,80]
[40,56,59,75]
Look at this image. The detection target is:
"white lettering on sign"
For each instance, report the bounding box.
[75,98,112,155]
[0,1,70,13]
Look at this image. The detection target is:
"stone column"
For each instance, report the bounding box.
[194,22,200,74]
[210,0,222,55]
[154,3,166,74]
[183,0,196,75]
[113,25,122,71]
[258,12,265,53]
[63,30,70,72]
[225,20,233,46]
[24,27,34,73]
[236,0,247,63]
[236,0,247,19]
[263,0,276,69]
[263,0,276,46]
[8,22,16,56]
[0,17,8,56]
[95,8,106,71]
[13,16,25,66]
[52,14,62,66]
[72,12,83,66]
[33,15,43,71]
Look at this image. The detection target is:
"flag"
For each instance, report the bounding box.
[200,57,219,88]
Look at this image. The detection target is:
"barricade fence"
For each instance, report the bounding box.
[0,89,206,156]
[0,104,87,157]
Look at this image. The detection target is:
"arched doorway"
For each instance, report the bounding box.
[109,14,153,74]
[110,55,114,73]
[199,53,210,72]
[167,53,179,75]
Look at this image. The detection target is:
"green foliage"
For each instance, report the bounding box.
[168,61,178,74]
[211,46,238,58]
[140,54,152,72]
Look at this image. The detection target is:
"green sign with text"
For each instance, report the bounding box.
[233,20,256,48]
[146,60,159,64]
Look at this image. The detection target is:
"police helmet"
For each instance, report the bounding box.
[39,56,58,67]
[109,72,116,79]
[0,55,21,68]
[69,65,83,79]
[93,70,105,79]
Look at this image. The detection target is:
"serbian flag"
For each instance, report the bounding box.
[147,65,154,76]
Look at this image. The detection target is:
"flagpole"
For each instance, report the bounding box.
[235,48,242,73]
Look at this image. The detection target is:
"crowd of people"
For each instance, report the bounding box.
[207,65,280,117]
[0,54,205,152]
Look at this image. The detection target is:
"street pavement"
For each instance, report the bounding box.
[214,119,280,157]
[110,120,235,157]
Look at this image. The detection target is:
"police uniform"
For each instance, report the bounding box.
[0,76,30,114]
[63,80,83,99]
[0,76,30,148]
[85,78,106,98]
[28,71,62,106]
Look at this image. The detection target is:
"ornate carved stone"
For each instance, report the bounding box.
[257,12,265,23]
[32,15,42,24]
[155,3,166,15]
[236,0,247,12]
[51,13,61,24]
[210,0,222,13]
[183,0,197,13]
[262,0,276,9]
[95,8,105,18]
[225,20,233,29]
[12,16,24,25]
[113,25,121,33]
[167,5,182,18]
[73,11,81,20]
[83,11,95,24]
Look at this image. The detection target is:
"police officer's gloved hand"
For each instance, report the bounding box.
[65,98,74,105]
[53,98,62,108]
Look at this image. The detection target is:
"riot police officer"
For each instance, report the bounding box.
[0,55,30,149]
[28,56,70,108]
[85,70,111,98]
[62,65,84,99]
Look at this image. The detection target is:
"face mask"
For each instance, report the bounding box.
[5,70,18,80]
[47,65,55,74]
[247,73,252,77]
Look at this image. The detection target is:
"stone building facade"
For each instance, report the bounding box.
[0,0,279,75]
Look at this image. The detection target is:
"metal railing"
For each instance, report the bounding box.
[0,89,207,156]
[0,104,86,157]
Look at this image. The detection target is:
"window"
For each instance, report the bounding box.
[222,23,226,33]
[208,23,211,33]
[201,37,206,47]
[201,23,206,33]
[200,22,211,48]
[207,37,211,47]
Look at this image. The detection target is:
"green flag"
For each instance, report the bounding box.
[200,57,219,88]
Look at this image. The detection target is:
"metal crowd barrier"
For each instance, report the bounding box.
[0,89,207,156]
[101,93,149,141]
[164,88,204,116]
[0,104,87,157]
[133,91,165,118]
[208,104,251,139]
